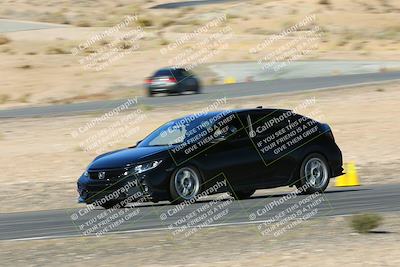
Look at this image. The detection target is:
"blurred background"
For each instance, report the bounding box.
[0,0,400,266]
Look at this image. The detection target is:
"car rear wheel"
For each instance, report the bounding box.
[296,153,330,194]
[170,166,202,204]
[193,83,200,94]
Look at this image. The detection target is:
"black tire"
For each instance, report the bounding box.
[169,166,203,204]
[193,83,201,94]
[231,189,256,200]
[296,153,330,194]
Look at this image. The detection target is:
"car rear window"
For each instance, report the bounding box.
[154,69,174,76]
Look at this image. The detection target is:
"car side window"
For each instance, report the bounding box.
[210,113,246,140]
[249,111,289,137]
[171,69,182,78]
[181,69,193,78]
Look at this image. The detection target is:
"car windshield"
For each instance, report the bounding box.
[139,121,186,147]
[137,114,220,147]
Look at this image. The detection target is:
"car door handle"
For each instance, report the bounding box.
[210,137,226,144]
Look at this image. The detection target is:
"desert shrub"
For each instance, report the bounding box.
[0,94,10,104]
[46,47,70,54]
[226,13,240,20]
[160,39,169,46]
[137,18,153,27]
[18,93,31,103]
[138,104,153,111]
[0,35,10,45]
[75,20,91,27]
[161,20,175,27]
[17,64,33,69]
[350,214,383,233]
[319,0,330,5]
[119,41,133,49]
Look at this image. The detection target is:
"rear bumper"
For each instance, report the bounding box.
[329,144,344,178]
[148,84,177,93]
[331,165,345,178]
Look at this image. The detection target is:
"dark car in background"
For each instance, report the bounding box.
[77,108,343,209]
[145,68,201,97]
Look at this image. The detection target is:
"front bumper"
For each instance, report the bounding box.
[77,168,173,204]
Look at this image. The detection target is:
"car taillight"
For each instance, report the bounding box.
[145,78,152,84]
[168,77,177,83]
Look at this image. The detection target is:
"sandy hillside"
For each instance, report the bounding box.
[0,0,399,106]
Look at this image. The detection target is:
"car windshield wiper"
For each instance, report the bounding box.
[150,142,183,146]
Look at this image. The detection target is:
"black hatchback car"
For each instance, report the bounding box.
[145,68,201,97]
[77,108,343,209]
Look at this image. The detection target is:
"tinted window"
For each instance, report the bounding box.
[212,112,246,139]
[181,69,192,77]
[154,69,174,76]
[248,110,288,137]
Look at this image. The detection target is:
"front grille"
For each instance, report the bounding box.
[88,169,126,180]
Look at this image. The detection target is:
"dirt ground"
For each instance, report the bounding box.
[0,82,399,213]
[0,0,400,106]
[1,212,399,266]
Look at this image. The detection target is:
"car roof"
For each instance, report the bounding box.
[174,108,293,122]
[155,67,185,72]
[231,108,292,114]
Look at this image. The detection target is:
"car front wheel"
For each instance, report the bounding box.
[296,153,330,194]
[169,166,202,204]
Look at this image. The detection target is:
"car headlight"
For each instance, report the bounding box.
[83,170,89,177]
[133,160,162,174]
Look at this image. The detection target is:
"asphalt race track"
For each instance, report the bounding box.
[1,71,400,118]
[1,183,399,241]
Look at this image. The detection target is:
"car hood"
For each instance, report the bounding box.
[88,146,168,170]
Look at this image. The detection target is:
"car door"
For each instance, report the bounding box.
[180,69,197,91]
[248,110,297,186]
[194,112,266,190]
